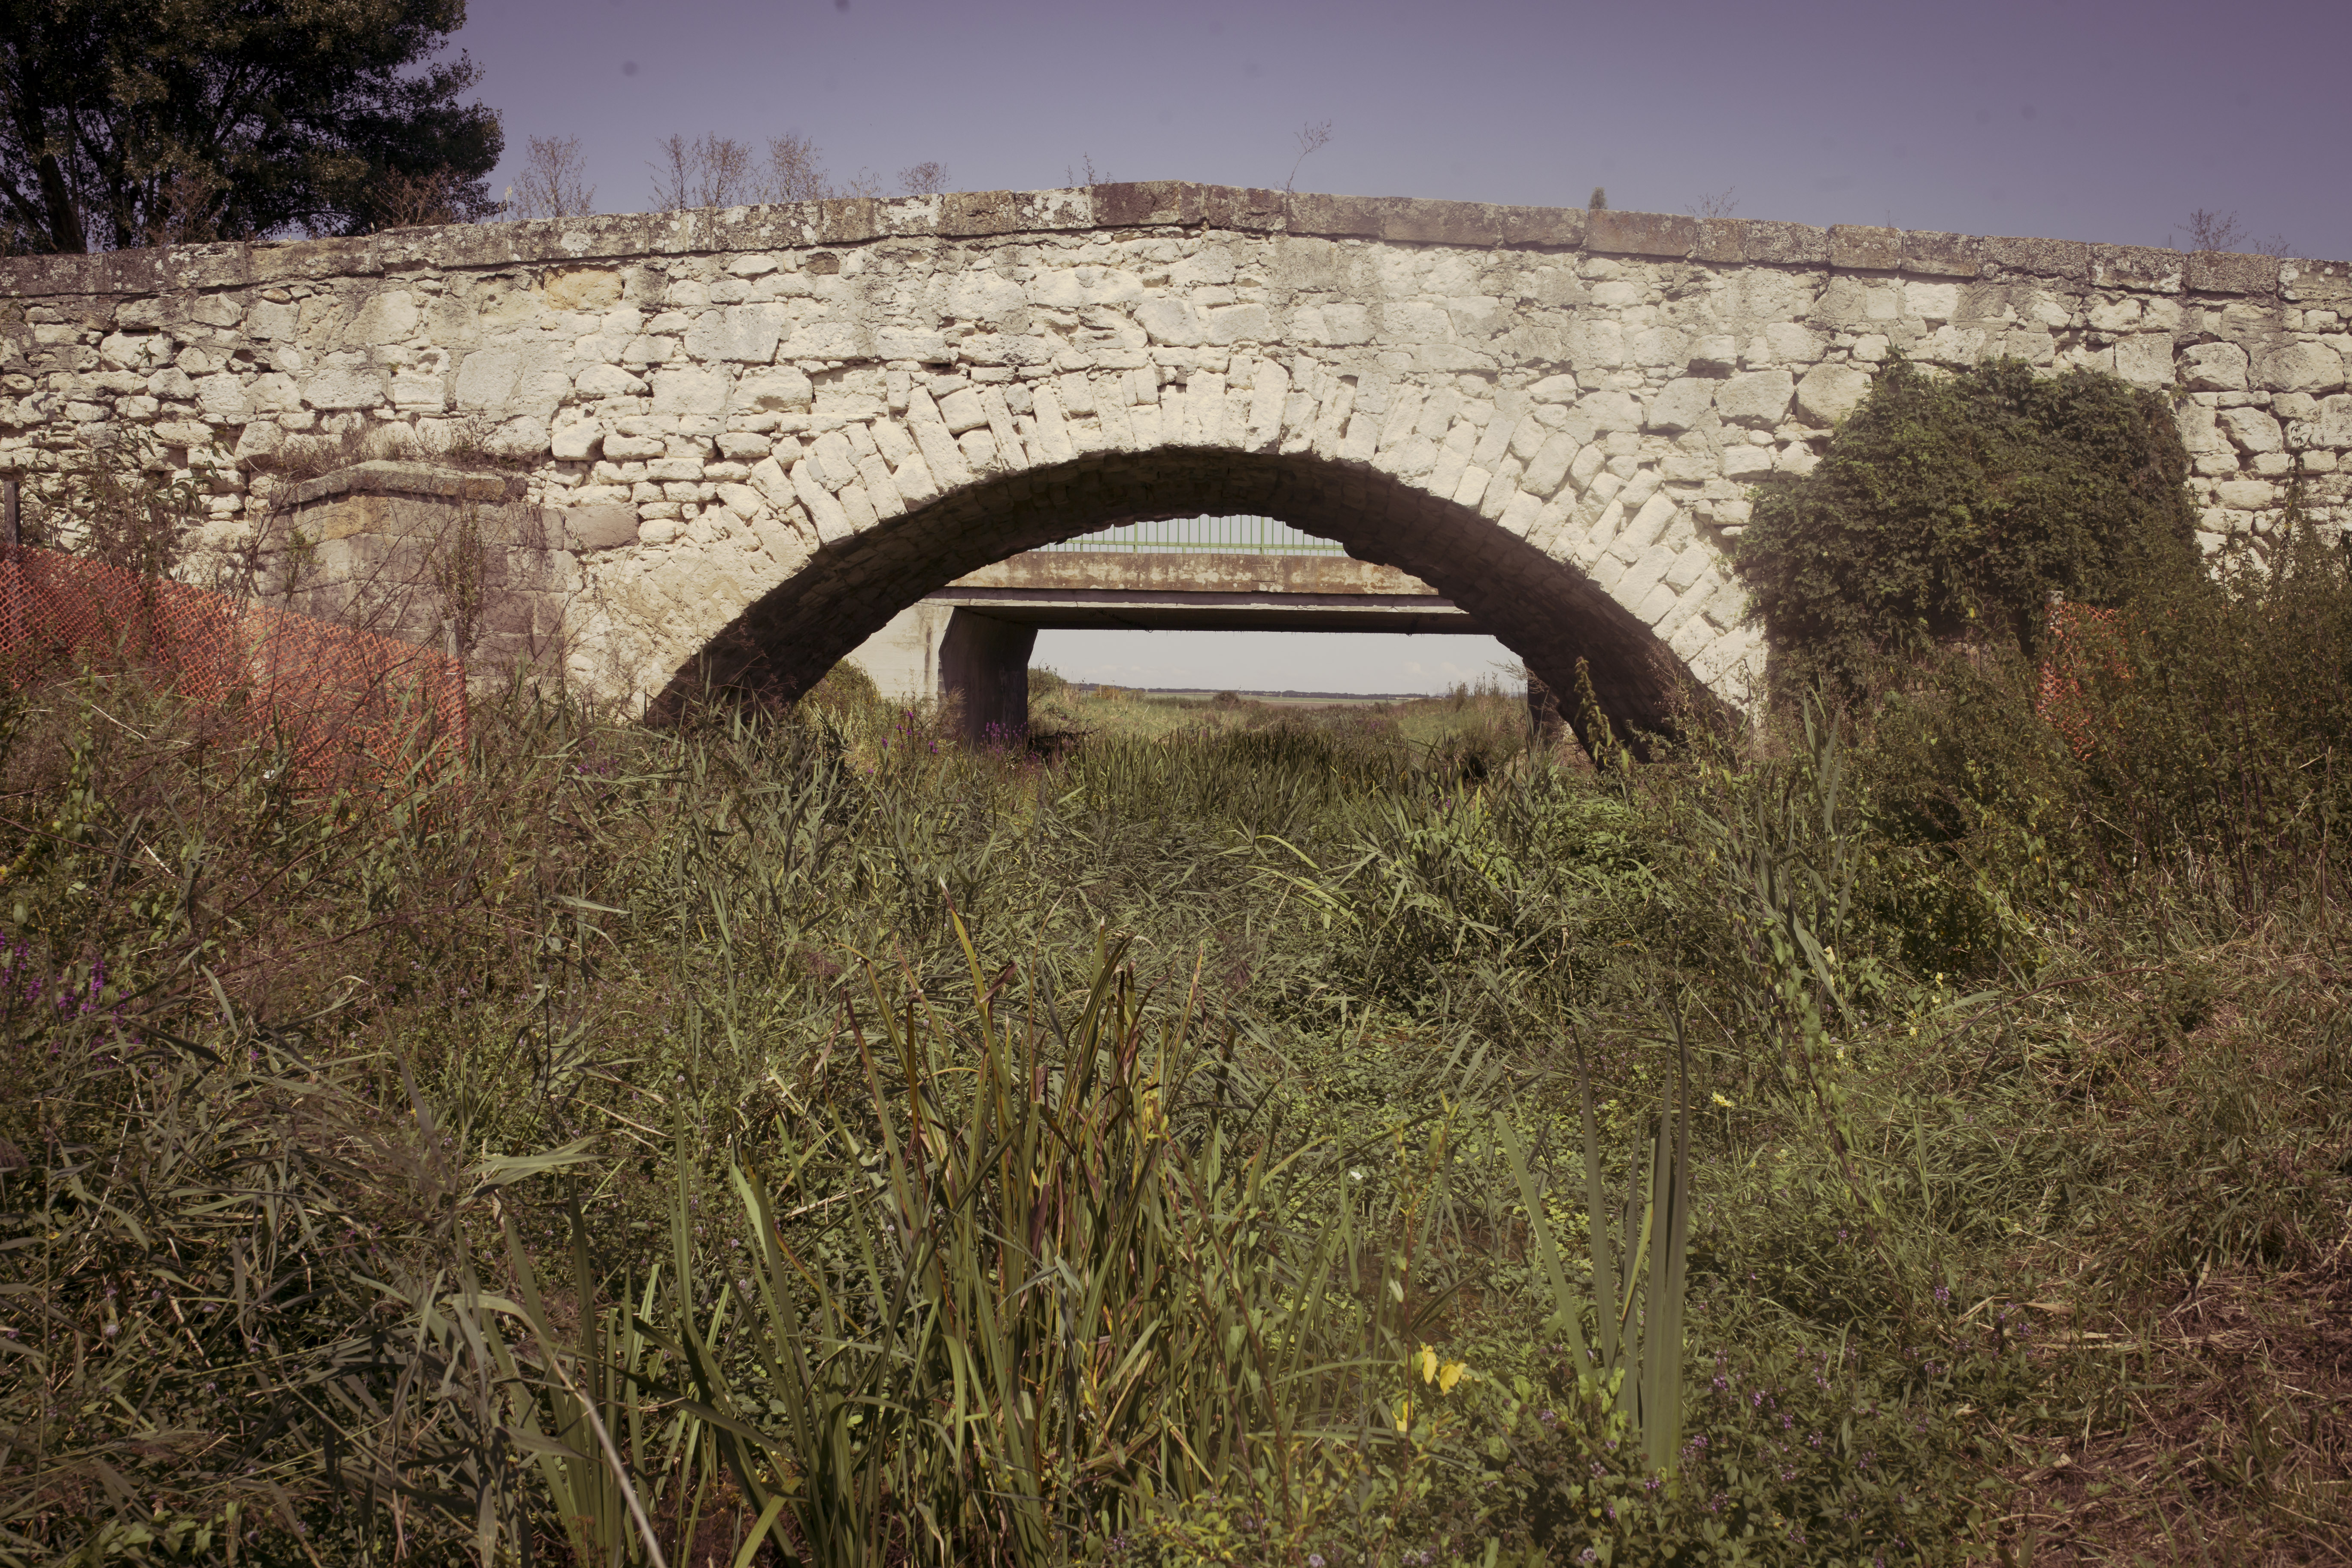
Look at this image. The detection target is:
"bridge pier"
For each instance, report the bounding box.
[936,610,1036,746]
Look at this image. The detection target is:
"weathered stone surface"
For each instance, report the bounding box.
[1716,370,1795,427]
[2092,245,2185,293]
[2187,250,2279,296]
[279,461,522,509]
[1901,230,1983,278]
[4,183,2341,734]
[2180,342,2249,391]
[558,503,640,551]
[1829,225,1902,272]
[1585,210,1696,259]
[1737,220,1830,266]
[2256,341,2347,393]
[1794,363,1874,427]
[1645,377,1715,434]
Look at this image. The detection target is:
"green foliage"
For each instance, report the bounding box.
[798,656,883,720]
[0,0,502,252]
[1730,355,2200,698]
[2079,522,2352,871]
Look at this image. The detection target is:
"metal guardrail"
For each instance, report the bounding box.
[1037,516,1347,555]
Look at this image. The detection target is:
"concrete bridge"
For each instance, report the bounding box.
[851,537,1476,738]
[3,182,2346,743]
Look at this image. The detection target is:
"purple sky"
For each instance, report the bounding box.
[461,0,2348,257]
[451,0,2352,691]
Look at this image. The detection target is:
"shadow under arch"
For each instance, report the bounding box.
[656,448,1718,752]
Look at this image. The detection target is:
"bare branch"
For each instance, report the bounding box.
[2180,207,2246,253]
[1686,186,1739,220]
[1284,120,1332,194]
[369,167,473,230]
[1588,187,1608,211]
[762,133,830,203]
[649,134,754,212]
[2175,207,2293,259]
[507,135,595,221]
[1065,153,1108,188]
[897,161,949,196]
[648,134,691,212]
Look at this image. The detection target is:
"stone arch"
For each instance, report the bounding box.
[652,444,1732,746]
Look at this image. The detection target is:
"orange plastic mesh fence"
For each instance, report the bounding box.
[1,546,466,784]
[2036,599,2130,761]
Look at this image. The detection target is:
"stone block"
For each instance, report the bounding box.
[737,367,813,410]
[1794,362,1874,427]
[2091,244,2184,293]
[1981,234,2089,280]
[1090,181,1203,230]
[2114,334,2177,387]
[2179,342,2248,391]
[251,234,377,284]
[811,197,883,246]
[2187,250,2279,296]
[1496,205,1586,249]
[550,418,601,461]
[2255,341,2346,393]
[1198,186,1288,232]
[938,388,988,434]
[1687,335,1739,376]
[1645,377,1715,434]
[2219,406,2284,452]
[1693,218,1745,265]
[1735,220,1830,266]
[558,504,639,551]
[1585,210,1696,259]
[2282,261,2352,305]
[934,190,1029,238]
[650,366,731,416]
[1901,230,1983,278]
[1828,225,1901,272]
[1715,369,1794,428]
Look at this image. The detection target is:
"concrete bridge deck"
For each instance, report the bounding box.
[932,551,1469,631]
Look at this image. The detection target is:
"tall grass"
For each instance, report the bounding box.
[5,527,2352,1564]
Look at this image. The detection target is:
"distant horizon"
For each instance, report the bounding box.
[1056,682,1521,701]
[1031,628,1523,697]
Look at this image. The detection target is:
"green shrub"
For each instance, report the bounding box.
[2080,522,2352,873]
[799,655,882,718]
[1730,355,2200,698]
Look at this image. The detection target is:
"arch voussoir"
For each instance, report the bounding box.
[659,440,1718,749]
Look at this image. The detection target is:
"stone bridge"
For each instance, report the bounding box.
[3,183,2347,740]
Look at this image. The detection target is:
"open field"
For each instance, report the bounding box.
[5,545,2352,1565]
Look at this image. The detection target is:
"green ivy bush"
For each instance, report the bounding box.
[1729,355,2201,700]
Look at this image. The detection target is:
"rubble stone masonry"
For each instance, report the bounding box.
[2,184,2345,726]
